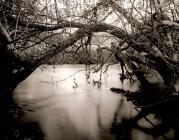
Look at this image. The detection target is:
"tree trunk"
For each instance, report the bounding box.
[0,42,36,139]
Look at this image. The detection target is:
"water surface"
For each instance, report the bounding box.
[13,65,153,140]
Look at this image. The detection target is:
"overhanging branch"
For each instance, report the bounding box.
[34,23,129,65]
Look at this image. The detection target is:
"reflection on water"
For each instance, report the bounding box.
[13,65,152,140]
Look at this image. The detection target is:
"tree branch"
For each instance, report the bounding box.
[7,15,84,31]
[0,23,12,44]
[34,23,129,65]
[109,0,142,29]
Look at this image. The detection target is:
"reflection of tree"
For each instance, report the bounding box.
[0,0,179,139]
[110,95,132,140]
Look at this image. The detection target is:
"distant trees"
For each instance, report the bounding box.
[0,0,179,139]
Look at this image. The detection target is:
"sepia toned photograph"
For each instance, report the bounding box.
[0,0,179,140]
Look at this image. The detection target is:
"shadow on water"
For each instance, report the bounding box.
[0,91,44,140]
[110,81,179,140]
[2,64,178,140]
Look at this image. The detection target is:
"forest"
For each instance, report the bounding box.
[0,0,179,139]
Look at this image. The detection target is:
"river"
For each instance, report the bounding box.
[13,64,154,140]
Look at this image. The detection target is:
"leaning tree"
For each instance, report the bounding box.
[0,0,179,139]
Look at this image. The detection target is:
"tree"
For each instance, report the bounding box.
[0,0,179,139]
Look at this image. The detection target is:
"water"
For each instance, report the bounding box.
[13,65,153,140]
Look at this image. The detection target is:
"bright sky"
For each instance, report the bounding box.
[36,0,179,31]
